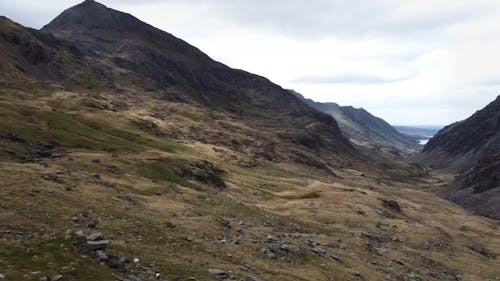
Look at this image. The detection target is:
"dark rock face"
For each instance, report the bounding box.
[421,95,500,219]
[423,96,500,160]
[0,17,84,82]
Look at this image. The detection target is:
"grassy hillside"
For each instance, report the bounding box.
[1,86,499,281]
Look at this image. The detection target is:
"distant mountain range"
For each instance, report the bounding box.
[421,95,500,219]
[290,91,419,156]
[393,126,440,141]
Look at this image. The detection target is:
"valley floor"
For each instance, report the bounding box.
[1,88,499,281]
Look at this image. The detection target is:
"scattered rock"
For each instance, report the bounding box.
[235,265,251,272]
[330,255,342,262]
[266,234,278,243]
[106,165,120,174]
[51,275,63,281]
[106,256,128,271]
[0,273,5,279]
[246,275,264,281]
[311,247,327,255]
[124,274,142,281]
[468,244,496,259]
[208,268,229,279]
[75,230,85,238]
[87,232,104,241]
[164,221,176,229]
[381,198,401,213]
[217,217,232,229]
[88,174,113,187]
[86,240,109,251]
[41,173,62,183]
[96,250,108,261]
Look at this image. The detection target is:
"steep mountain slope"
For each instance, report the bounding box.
[3,0,359,171]
[0,16,86,83]
[290,91,418,156]
[421,95,500,218]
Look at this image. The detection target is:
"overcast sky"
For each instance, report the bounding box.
[2,0,500,126]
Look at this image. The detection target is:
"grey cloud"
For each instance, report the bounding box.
[1,0,489,38]
[157,0,488,40]
[478,78,500,86]
[292,73,412,85]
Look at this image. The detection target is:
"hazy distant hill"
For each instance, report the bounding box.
[393,126,440,142]
[290,91,418,156]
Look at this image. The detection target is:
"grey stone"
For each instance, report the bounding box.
[86,240,109,251]
[311,247,327,255]
[51,275,63,281]
[106,256,128,271]
[266,234,278,243]
[208,268,230,279]
[246,276,264,281]
[87,232,104,241]
[96,250,108,261]
[124,275,142,281]
[75,230,85,238]
[382,198,401,213]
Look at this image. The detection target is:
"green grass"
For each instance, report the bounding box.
[40,111,142,152]
[137,158,187,184]
[0,238,115,281]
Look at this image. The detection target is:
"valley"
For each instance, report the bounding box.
[0,1,499,281]
[1,85,499,281]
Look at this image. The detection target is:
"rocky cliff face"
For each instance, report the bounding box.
[421,95,500,219]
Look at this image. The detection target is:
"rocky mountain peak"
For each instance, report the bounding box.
[42,0,144,34]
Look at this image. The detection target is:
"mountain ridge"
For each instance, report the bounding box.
[421,95,500,219]
[290,90,418,156]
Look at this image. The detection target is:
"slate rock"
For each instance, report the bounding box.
[208,268,230,279]
[96,250,108,261]
[382,198,401,213]
[86,240,109,251]
[87,232,104,241]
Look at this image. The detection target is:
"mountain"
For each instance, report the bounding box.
[1,2,500,280]
[290,91,418,156]
[2,0,359,170]
[421,95,500,218]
